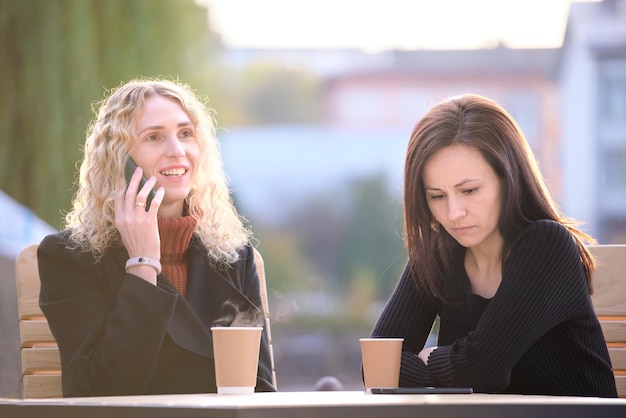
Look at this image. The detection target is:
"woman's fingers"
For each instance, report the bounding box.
[146,187,165,214]
[120,166,162,212]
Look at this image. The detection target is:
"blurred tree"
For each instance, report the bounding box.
[218,63,322,125]
[253,227,316,294]
[283,172,406,299]
[0,0,219,228]
[338,173,406,299]
[282,187,346,283]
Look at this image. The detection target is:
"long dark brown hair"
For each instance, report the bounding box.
[403,94,596,303]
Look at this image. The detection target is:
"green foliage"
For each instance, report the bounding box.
[254,228,316,293]
[338,174,406,298]
[0,0,218,228]
[217,63,323,126]
[255,172,406,302]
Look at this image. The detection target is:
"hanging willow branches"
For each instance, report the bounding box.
[0,0,218,227]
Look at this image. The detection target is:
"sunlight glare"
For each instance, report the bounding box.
[203,0,586,51]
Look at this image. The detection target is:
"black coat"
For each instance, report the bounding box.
[38,230,276,397]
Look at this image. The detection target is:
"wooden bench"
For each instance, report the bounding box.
[589,244,626,398]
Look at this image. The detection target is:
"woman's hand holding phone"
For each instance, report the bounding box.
[124,158,157,211]
[115,160,164,285]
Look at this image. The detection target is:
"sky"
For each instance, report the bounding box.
[203,0,596,51]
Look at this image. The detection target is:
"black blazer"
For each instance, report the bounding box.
[38,230,276,397]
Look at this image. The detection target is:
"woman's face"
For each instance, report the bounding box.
[423,144,502,252]
[131,95,200,217]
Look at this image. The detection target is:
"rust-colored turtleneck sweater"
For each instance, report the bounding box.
[157,216,197,295]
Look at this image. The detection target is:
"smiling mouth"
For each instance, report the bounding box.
[160,168,187,177]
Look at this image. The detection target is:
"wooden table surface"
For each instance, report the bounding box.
[2,390,626,418]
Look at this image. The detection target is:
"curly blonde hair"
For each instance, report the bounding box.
[65,77,250,265]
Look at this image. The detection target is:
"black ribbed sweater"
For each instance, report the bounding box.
[371,220,617,397]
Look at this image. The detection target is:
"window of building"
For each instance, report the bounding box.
[603,147,626,190]
[599,59,626,123]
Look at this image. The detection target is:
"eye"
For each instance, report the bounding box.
[428,194,444,201]
[462,187,478,195]
[146,133,159,142]
[179,128,195,139]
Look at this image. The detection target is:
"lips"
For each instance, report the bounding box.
[160,168,187,177]
[451,226,473,234]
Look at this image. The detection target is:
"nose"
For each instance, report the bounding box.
[447,195,466,221]
[165,135,186,158]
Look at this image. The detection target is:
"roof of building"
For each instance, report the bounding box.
[562,0,626,56]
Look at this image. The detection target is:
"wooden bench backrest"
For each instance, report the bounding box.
[15,244,275,398]
[15,244,60,398]
[589,244,626,398]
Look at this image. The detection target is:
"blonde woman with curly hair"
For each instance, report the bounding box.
[37,78,276,396]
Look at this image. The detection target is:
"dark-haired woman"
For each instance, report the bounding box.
[371,94,617,397]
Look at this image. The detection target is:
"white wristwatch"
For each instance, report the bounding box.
[125,256,162,275]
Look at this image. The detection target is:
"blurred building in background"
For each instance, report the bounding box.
[221,0,626,245]
[323,47,561,199]
[559,0,626,243]
[221,48,561,222]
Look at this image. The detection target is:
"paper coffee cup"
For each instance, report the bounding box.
[360,337,403,392]
[211,326,263,395]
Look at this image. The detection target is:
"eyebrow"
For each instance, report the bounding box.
[425,178,480,191]
[137,121,193,136]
